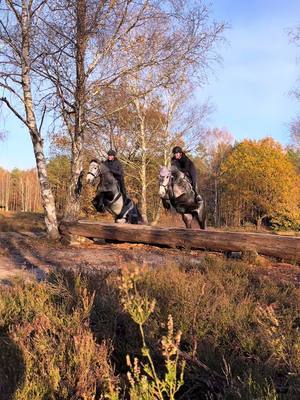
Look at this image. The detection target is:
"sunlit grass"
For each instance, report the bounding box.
[0,257,299,399]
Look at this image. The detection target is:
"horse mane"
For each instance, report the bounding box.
[90,158,102,165]
[97,162,115,185]
[170,165,182,179]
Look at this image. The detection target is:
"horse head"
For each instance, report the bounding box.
[159,166,171,198]
[86,159,101,185]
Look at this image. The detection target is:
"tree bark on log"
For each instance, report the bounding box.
[59,221,300,262]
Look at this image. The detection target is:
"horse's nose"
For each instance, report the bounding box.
[159,187,165,197]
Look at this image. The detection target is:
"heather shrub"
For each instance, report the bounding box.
[104,258,300,398]
[0,275,119,400]
[1,255,299,399]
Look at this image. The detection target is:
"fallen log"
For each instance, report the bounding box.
[59,221,300,262]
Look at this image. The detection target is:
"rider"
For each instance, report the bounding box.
[104,149,127,202]
[171,146,202,204]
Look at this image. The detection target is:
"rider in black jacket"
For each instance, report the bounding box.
[104,149,127,200]
[171,146,202,203]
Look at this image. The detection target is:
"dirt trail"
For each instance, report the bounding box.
[0,231,203,282]
[0,231,299,286]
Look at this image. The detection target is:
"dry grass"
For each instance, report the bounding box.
[0,275,118,400]
[0,252,299,399]
[87,259,300,399]
[0,212,46,233]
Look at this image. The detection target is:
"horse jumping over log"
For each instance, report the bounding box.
[159,165,206,229]
[86,159,143,224]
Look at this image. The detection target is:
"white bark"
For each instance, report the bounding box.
[20,0,59,237]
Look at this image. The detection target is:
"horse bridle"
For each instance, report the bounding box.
[160,173,173,199]
[86,171,98,179]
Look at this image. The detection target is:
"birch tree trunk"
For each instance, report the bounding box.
[140,118,148,223]
[21,0,59,238]
[63,0,87,222]
[214,177,218,227]
[133,98,149,223]
[5,174,10,211]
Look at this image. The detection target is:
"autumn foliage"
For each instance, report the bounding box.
[220,138,300,228]
[1,133,300,230]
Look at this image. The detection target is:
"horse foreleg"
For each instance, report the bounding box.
[92,192,105,212]
[195,203,206,230]
[162,198,171,210]
[182,213,193,229]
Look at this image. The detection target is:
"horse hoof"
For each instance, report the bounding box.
[116,218,126,224]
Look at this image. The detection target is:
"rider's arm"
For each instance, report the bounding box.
[114,161,127,196]
[188,160,198,187]
[108,161,123,177]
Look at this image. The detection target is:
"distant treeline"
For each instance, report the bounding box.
[0,168,42,213]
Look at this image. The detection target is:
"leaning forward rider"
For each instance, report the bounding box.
[171,146,202,204]
[104,149,127,202]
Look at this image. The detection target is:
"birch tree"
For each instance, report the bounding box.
[195,129,233,226]
[36,0,225,221]
[0,0,59,238]
[289,26,300,148]
[35,0,161,220]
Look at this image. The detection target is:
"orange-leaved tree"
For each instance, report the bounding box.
[220,138,300,228]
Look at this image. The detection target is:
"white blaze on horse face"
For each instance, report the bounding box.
[86,161,99,184]
[159,167,170,198]
[159,185,166,197]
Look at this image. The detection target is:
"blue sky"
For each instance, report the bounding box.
[199,0,300,144]
[1,0,300,170]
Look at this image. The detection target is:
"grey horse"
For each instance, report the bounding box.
[159,165,206,229]
[86,159,143,224]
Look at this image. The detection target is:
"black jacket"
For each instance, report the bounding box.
[171,153,197,187]
[104,158,126,195]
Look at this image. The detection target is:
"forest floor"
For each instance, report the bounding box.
[0,211,299,285]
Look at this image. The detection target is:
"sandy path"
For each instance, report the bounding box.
[0,232,299,286]
[0,232,202,282]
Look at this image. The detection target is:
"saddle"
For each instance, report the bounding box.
[116,197,141,224]
[169,173,202,208]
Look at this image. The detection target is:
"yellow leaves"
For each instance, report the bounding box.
[220,138,300,223]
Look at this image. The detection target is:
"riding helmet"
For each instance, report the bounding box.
[107,149,116,156]
[172,146,183,154]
